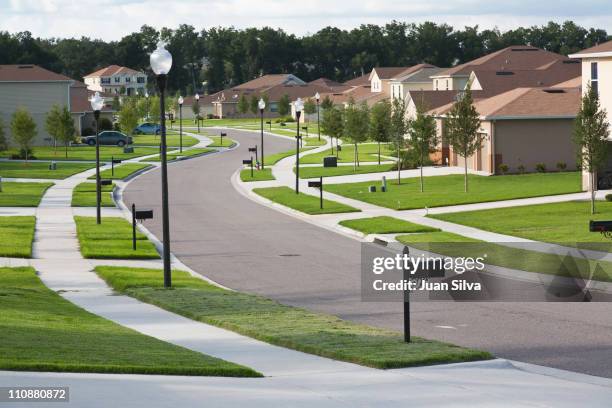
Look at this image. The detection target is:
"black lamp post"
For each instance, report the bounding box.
[259,98,265,168]
[178,95,184,153]
[315,92,321,142]
[89,91,104,225]
[294,98,304,194]
[150,42,174,288]
[195,93,200,132]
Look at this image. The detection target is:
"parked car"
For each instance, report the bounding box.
[81,131,133,147]
[133,123,161,135]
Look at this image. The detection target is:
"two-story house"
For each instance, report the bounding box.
[84,65,147,96]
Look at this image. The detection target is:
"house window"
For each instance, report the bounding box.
[114,77,120,83]
[445,80,449,90]
[591,62,599,96]
[137,77,145,84]
[125,77,131,83]
[270,102,278,113]
[101,78,111,84]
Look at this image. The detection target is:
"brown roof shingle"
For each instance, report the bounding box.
[84,65,140,78]
[0,64,73,82]
[572,40,612,55]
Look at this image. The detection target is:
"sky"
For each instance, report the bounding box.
[2,0,612,41]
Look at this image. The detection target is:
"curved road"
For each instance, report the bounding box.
[125,128,612,378]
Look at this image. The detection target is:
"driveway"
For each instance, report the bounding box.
[125,128,612,378]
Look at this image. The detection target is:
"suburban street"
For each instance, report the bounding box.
[125,128,612,378]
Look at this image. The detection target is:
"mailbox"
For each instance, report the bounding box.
[112,158,122,164]
[323,156,337,168]
[337,145,342,152]
[280,123,286,127]
[134,209,153,221]
[590,220,612,232]
[308,180,322,188]
[100,179,113,186]
[123,147,134,153]
[248,147,257,153]
[302,127,308,131]
[242,159,253,165]
[220,132,227,137]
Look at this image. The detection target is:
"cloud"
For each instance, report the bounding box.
[1,0,612,40]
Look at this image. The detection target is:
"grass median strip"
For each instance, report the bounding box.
[145,148,215,162]
[0,161,95,179]
[95,266,492,369]
[0,182,53,207]
[300,143,394,165]
[253,186,360,214]
[339,216,440,234]
[0,217,36,258]
[297,163,395,179]
[133,133,198,147]
[207,136,236,147]
[74,216,159,259]
[0,267,260,377]
[0,146,159,161]
[326,172,581,210]
[240,168,275,182]
[88,163,152,181]
[71,182,115,207]
[264,147,315,165]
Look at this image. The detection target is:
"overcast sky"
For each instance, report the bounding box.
[2,0,612,41]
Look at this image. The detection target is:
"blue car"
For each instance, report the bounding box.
[134,123,161,135]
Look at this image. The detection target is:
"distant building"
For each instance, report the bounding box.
[84,65,147,96]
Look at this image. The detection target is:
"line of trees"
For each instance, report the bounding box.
[1,21,608,95]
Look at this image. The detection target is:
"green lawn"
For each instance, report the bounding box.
[240,168,275,182]
[396,231,612,282]
[0,182,53,207]
[74,216,159,259]
[432,200,612,250]
[145,148,215,162]
[0,267,259,376]
[71,182,115,207]
[300,143,394,165]
[253,186,360,215]
[0,146,159,162]
[263,147,315,165]
[95,266,491,369]
[0,217,36,258]
[297,163,395,179]
[339,216,440,234]
[88,163,152,181]
[326,172,582,210]
[133,133,199,147]
[207,136,237,147]
[0,161,95,179]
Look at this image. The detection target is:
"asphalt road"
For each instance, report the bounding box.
[125,128,612,378]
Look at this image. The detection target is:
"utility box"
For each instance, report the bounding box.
[369,185,376,193]
[123,147,134,153]
[323,156,337,168]
[49,161,57,170]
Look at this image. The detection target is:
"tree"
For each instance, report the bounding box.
[249,94,259,115]
[136,97,150,121]
[408,103,438,192]
[55,105,76,158]
[118,99,140,137]
[278,94,290,117]
[45,104,62,154]
[444,86,483,193]
[574,83,610,214]
[237,94,249,115]
[343,100,369,170]
[369,100,391,164]
[149,96,161,124]
[10,108,37,162]
[111,95,121,111]
[192,96,201,121]
[321,96,333,110]
[304,98,316,117]
[0,116,7,152]
[390,97,409,184]
[321,105,343,155]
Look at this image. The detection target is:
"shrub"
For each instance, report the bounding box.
[535,163,546,173]
[275,116,294,123]
[556,162,567,171]
[517,164,525,174]
[498,163,509,174]
[11,148,36,160]
[207,113,214,119]
[606,194,612,202]
[98,117,113,131]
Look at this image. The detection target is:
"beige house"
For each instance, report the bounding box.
[388,65,445,101]
[570,41,612,190]
[70,81,115,136]
[0,64,73,146]
[84,65,147,96]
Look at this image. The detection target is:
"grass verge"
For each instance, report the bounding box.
[0,267,260,376]
[263,147,315,165]
[300,143,394,165]
[133,133,198,147]
[146,148,214,162]
[0,217,36,257]
[253,186,360,215]
[240,168,275,182]
[71,182,115,207]
[0,146,159,161]
[339,216,440,234]
[74,216,159,259]
[326,172,581,210]
[95,266,492,369]
[297,163,395,179]
[0,161,94,179]
[207,136,237,147]
[88,163,152,181]
[0,182,53,207]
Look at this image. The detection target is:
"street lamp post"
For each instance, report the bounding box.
[144,90,149,120]
[258,98,265,169]
[150,42,173,288]
[195,93,200,132]
[294,98,304,194]
[178,95,184,153]
[89,91,104,225]
[315,92,321,142]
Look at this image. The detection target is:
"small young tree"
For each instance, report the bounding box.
[11,108,37,162]
[321,95,333,110]
[136,97,149,121]
[343,100,369,170]
[192,96,202,121]
[390,97,409,184]
[56,105,76,158]
[237,94,249,115]
[321,105,344,155]
[111,95,121,111]
[0,116,7,152]
[444,86,483,193]
[278,94,290,117]
[149,96,161,124]
[304,98,316,117]
[409,104,438,192]
[249,94,259,115]
[45,104,62,154]
[369,100,391,164]
[574,83,610,214]
[119,99,140,137]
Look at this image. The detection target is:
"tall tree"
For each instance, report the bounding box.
[343,100,369,170]
[10,108,37,162]
[574,83,610,214]
[408,103,438,192]
[321,105,343,155]
[192,96,201,121]
[56,105,76,158]
[278,94,290,117]
[237,94,249,115]
[369,100,391,164]
[444,86,483,193]
[304,98,316,117]
[118,99,139,137]
[249,94,259,115]
[390,97,409,184]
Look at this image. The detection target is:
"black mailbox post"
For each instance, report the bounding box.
[248,146,258,166]
[243,158,254,177]
[100,179,113,186]
[265,120,272,130]
[220,132,227,146]
[131,204,153,250]
[307,177,323,209]
[111,157,122,176]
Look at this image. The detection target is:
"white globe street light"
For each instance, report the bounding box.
[89,91,104,224]
[178,96,184,153]
[258,98,266,168]
[150,42,173,76]
[294,98,305,193]
[315,92,321,141]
